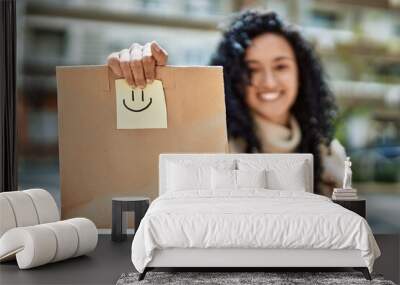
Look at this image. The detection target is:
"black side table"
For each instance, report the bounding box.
[332,199,366,218]
[112,197,150,242]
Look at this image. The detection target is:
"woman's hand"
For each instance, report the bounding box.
[107,41,168,88]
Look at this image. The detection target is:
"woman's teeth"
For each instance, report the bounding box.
[259,92,281,101]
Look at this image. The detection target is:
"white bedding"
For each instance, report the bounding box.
[131,190,380,273]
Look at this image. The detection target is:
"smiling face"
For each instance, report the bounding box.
[245,33,299,126]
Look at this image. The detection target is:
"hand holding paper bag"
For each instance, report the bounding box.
[107,41,168,88]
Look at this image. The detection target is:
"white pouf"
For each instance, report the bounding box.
[0,189,98,269]
[0,218,98,269]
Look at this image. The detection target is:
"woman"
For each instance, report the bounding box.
[107,10,346,196]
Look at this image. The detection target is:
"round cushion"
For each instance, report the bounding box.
[24,189,59,223]
[0,196,17,237]
[0,192,39,228]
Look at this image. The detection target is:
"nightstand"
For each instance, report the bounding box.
[332,199,366,218]
[112,197,150,242]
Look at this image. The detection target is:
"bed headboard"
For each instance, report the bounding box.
[159,153,314,195]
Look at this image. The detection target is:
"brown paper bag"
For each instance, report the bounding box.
[56,65,228,228]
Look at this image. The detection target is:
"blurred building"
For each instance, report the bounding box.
[17,0,400,232]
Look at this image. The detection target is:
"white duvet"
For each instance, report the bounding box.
[131,189,380,273]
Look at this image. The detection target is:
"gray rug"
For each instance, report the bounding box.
[116,271,396,285]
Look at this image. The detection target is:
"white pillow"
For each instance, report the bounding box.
[238,159,309,191]
[236,169,267,188]
[267,168,307,191]
[211,168,236,190]
[211,169,268,190]
[167,163,211,191]
[166,159,236,192]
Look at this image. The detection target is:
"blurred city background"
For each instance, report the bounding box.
[16,0,400,232]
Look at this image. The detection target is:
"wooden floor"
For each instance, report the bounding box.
[0,234,398,285]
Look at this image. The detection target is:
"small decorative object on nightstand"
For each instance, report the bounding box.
[112,197,150,242]
[332,199,366,218]
[332,157,359,200]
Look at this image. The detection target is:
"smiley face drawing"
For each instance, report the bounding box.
[115,79,167,129]
[123,90,152,112]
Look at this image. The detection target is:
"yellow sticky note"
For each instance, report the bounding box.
[115,79,167,129]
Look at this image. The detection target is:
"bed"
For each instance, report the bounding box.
[131,153,380,281]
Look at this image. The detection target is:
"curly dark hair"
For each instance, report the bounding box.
[210,10,337,194]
